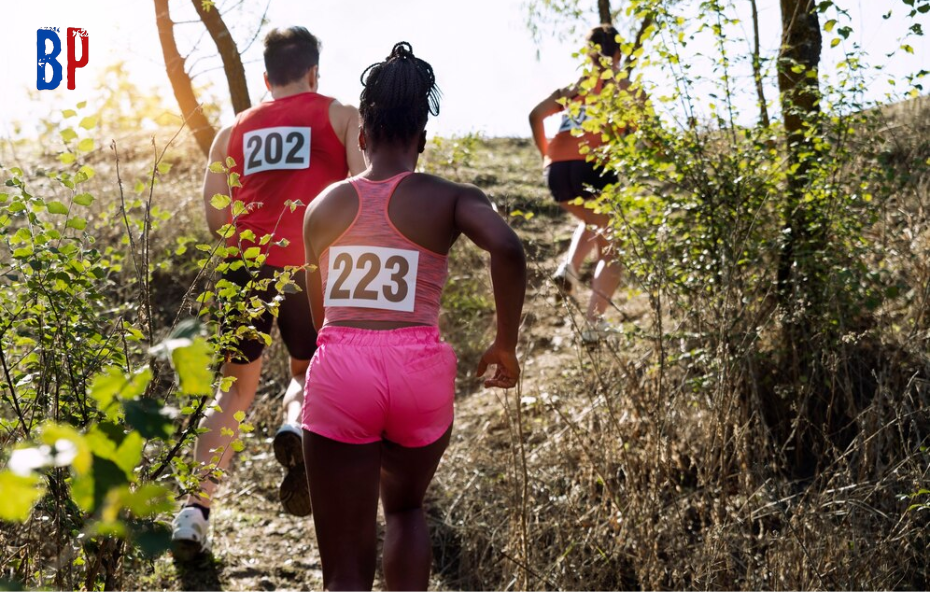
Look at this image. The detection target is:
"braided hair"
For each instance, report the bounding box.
[359,42,441,146]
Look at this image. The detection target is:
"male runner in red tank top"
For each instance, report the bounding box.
[171,26,365,561]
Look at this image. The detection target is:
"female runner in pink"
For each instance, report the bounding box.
[301,42,527,590]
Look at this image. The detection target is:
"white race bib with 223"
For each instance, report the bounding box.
[324,246,419,312]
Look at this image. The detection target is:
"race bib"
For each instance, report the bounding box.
[324,246,419,312]
[242,126,311,175]
[558,107,589,133]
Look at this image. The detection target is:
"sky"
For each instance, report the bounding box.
[1,0,927,139]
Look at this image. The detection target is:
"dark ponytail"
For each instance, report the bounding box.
[359,42,441,145]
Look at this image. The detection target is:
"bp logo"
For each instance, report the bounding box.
[36,27,89,90]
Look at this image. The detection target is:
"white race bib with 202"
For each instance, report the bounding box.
[324,246,419,312]
[242,126,311,175]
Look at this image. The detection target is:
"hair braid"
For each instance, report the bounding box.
[359,42,441,145]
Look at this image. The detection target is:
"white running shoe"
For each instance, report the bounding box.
[552,262,583,296]
[171,506,211,561]
[581,318,612,347]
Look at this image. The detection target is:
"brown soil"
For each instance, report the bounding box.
[124,137,640,591]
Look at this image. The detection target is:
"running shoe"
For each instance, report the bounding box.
[580,318,612,347]
[552,261,583,296]
[273,423,312,517]
[171,506,211,561]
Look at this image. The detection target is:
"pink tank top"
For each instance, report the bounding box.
[319,172,448,327]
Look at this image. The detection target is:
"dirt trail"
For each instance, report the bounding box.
[128,138,645,591]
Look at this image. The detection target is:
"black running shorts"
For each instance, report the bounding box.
[545,159,618,203]
[220,263,317,364]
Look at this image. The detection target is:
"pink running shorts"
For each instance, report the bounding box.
[302,325,456,447]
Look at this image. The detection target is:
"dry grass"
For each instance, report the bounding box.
[2,114,929,590]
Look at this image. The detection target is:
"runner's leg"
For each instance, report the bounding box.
[283,357,310,425]
[561,202,621,323]
[380,425,452,591]
[304,431,381,591]
[561,215,598,274]
[277,270,316,426]
[188,358,263,506]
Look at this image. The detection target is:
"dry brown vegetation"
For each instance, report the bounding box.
[2,98,929,589]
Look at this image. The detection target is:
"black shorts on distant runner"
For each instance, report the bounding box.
[220,263,317,364]
[545,159,618,203]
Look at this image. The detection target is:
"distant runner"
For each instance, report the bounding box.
[172,26,364,560]
[301,42,527,590]
[529,24,632,342]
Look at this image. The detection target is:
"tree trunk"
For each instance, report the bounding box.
[775,0,828,475]
[153,0,216,156]
[598,0,612,24]
[191,0,251,115]
[776,0,822,305]
[749,0,771,128]
[623,13,654,74]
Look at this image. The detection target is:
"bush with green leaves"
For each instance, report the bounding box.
[0,104,298,589]
[573,0,929,470]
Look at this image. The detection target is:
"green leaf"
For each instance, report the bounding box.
[172,337,214,396]
[78,116,98,130]
[208,161,225,174]
[123,398,175,440]
[133,521,173,558]
[79,165,95,179]
[114,431,144,477]
[157,162,172,175]
[62,109,77,118]
[244,247,262,260]
[59,152,77,165]
[71,455,129,513]
[60,128,78,143]
[67,217,87,231]
[823,19,836,32]
[902,44,915,54]
[225,156,236,168]
[831,37,841,48]
[77,100,87,108]
[234,410,246,423]
[77,138,95,153]
[211,193,231,209]
[73,193,94,206]
[46,201,69,215]
[123,484,174,518]
[40,423,92,475]
[0,472,45,522]
[89,367,153,420]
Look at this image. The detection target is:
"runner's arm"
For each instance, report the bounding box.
[303,203,326,333]
[342,106,366,176]
[202,126,233,238]
[454,187,527,387]
[330,101,366,176]
[528,88,566,159]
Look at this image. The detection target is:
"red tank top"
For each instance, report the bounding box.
[226,92,348,267]
[545,79,608,166]
[319,172,448,327]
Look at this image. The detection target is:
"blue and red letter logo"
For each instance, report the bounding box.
[37,27,89,90]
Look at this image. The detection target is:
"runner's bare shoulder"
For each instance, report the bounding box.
[328,99,360,132]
